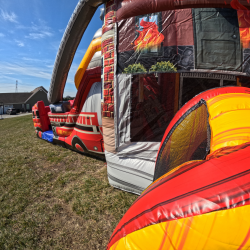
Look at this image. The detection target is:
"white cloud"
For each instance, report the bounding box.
[0,62,52,80]
[22,57,53,66]
[25,31,53,39]
[0,74,18,82]
[22,57,40,62]
[15,39,24,47]
[0,33,5,37]
[16,19,54,40]
[46,64,54,68]
[0,9,18,23]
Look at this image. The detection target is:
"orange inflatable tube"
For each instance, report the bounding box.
[74,37,101,89]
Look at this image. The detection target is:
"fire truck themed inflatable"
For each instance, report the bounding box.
[32,29,104,158]
[32,0,250,248]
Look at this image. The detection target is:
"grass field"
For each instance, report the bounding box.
[0,115,137,249]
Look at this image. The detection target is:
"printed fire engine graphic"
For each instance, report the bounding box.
[32,100,104,156]
[48,113,79,137]
[48,113,79,125]
[49,112,104,154]
[64,112,104,154]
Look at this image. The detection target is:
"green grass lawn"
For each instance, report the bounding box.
[0,115,137,249]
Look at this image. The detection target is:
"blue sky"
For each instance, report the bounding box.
[0,0,103,97]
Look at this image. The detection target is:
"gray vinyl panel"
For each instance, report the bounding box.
[81,81,102,125]
[107,164,153,195]
[193,8,241,71]
[87,51,102,69]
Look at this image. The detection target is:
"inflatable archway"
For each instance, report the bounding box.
[107,86,250,250]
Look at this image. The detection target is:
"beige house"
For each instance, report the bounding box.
[0,86,49,114]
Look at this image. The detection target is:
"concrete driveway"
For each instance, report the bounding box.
[0,113,32,119]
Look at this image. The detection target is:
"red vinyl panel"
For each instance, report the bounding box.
[37,101,50,132]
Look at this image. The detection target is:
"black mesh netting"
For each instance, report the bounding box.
[130,73,176,142]
[181,77,237,107]
[153,100,210,181]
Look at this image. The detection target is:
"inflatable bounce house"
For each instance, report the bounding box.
[32,0,250,248]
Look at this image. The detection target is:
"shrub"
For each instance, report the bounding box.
[149,61,177,72]
[123,63,147,74]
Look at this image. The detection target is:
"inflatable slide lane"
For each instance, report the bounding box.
[107,87,250,250]
[32,28,104,159]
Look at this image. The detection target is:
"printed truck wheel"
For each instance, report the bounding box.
[72,137,87,153]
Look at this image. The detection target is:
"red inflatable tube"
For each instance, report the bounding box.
[156,86,250,159]
[116,0,250,21]
[32,101,50,132]
[47,67,101,138]
[107,144,250,249]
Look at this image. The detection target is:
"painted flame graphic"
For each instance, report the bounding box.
[231,0,250,48]
[230,0,249,10]
[238,10,250,48]
[134,18,164,51]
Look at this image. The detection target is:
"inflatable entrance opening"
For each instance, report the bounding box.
[154,100,210,181]
[154,86,250,180]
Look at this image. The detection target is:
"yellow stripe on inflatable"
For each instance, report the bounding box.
[207,93,250,152]
[110,204,250,250]
[74,37,101,89]
[142,160,202,195]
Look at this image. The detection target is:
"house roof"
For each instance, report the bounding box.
[0,86,48,104]
[31,86,48,94]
